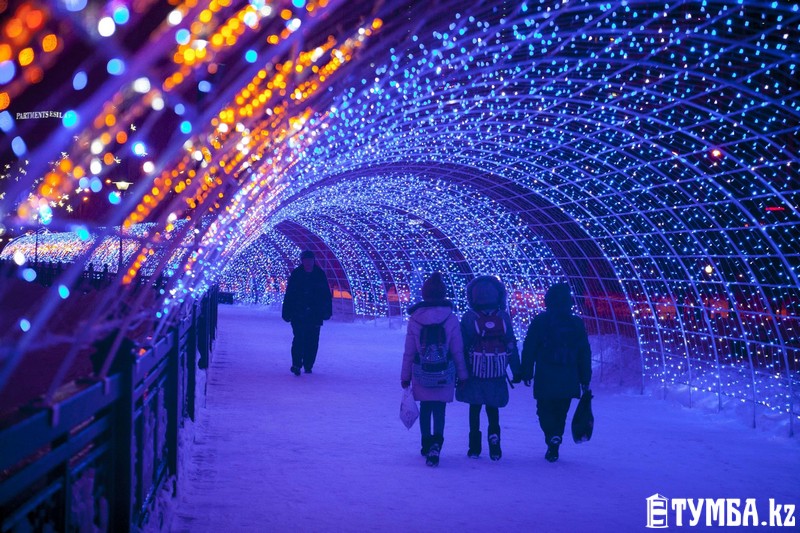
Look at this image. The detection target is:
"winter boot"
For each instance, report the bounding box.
[467,431,482,458]
[488,427,502,461]
[426,436,443,467]
[545,435,561,462]
[420,435,432,457]
[290,366,301,376]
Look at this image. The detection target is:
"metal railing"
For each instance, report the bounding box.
[0,287,218,531]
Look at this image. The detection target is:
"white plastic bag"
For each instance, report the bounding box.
[400,387,419,429]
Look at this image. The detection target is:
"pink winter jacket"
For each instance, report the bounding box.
[401,303,468,402]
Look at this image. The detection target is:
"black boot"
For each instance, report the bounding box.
[467,431,482,458]
[420,435,432,456]
[426,435,443,467]
[488,426,501,461]
[545,435,561,462]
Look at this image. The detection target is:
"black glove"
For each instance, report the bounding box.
[581,383,591,396]
[524,379,532,387]
[511,375,522,384]
[401,380,410,389]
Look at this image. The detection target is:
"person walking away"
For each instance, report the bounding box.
[457,275,521,460]
[250,272,260,304]
[401,272,468,467]
[281,250,333,375]
[520,283,592,462]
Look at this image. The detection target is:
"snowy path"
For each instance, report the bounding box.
[171,306,798,532]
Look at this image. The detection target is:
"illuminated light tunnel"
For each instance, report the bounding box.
[0,0,798,434]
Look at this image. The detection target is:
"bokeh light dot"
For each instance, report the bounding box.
[168,10,183,26]
[133,77,151,93]
[113,6,130,25]
[64,0,87,12]
[11,136,26,156]
[98,17,116,37]
[76,227,90,241]
[107,58,125,75]
[176,28,191,45]
[42,34,58,52]
[0,110,13,132]
[62,110,79,128]
[0,61,16,84]
[58,285,70,299]
[18,48,34,67]
[72,71,87,90]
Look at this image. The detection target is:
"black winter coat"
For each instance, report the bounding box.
[281,266,333,325]
[520,311,592,400]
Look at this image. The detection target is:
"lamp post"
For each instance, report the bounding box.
[113,180,133,274]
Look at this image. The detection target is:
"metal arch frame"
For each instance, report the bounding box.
[298,205,467,316]
[276,213,390,318]
[287,211,417,318]
[299,211,405,318]
[274,219,355,311]
[268,37,792,420]
[296,20,800,400]
[265,173,575,323]
[216,230,300,303]
[271,161,630,324]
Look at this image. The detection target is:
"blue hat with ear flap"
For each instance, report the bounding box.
[467,275,506,311]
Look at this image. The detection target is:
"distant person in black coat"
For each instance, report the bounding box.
[281,250,333,376]
[520,283,592,462]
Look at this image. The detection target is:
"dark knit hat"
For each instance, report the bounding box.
[300,250,315,260]
[421,272,447,301]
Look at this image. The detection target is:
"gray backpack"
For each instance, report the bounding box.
[413,321,455,387]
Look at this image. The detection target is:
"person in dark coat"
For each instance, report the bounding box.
[281,250,333,375]
[520,283,592,462]
[456,275,520,460]
[401,272,469,467]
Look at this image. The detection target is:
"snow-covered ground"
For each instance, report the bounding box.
[171,306,799,532]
